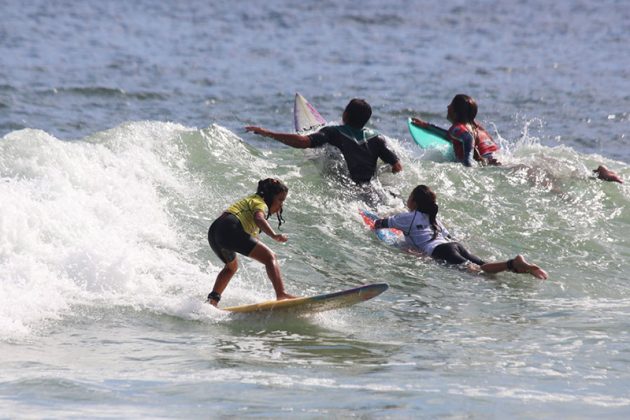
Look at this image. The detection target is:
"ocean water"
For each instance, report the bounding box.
[1,0,629,418]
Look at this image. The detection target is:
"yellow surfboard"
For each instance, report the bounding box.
[222,283,388,314]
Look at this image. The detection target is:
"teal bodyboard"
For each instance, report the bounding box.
[407,118,456,161]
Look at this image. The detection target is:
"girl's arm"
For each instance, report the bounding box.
[411,117,449,137]
[375,212,410,230]
[449,128,475,167]
[461,134,474,167]
[254,211,288,242]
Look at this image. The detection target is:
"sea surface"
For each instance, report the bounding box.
[1,0,629,418]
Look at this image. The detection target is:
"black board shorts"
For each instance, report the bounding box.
[431,242,485,266]
[208,213,258,264]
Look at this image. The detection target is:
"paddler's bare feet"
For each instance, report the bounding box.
[512,255,548,280]
[593,165,623,184]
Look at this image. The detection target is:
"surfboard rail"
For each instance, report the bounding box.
[222,283,388,314]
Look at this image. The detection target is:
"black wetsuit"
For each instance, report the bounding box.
[307,125,399,184]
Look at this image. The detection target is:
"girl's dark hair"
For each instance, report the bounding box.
[256,178,289,227]
[411,185,440,240]
[450,94,478,124]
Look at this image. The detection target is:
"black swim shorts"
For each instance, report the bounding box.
[431,242,485,266]
[208,213,258,264]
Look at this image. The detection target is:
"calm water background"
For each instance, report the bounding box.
[1,0,629,418]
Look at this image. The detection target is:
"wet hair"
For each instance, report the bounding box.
[410,185,440,240]
[256,178,288,227]
[450,94,478,124]
[343,99,372,128]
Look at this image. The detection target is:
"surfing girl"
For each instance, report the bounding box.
[207,178,296,306]
[412,94,500,167]
[374,185,548,279]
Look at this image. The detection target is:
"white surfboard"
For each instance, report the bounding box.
[293,93,327,134]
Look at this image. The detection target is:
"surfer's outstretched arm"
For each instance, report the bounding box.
[245,126,311,148]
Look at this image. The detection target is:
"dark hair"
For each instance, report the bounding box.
[410,185,440,240]
[256,178,288,227]
[343,98,372,128]
[450,94,478,124]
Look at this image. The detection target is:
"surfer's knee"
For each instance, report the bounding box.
[248,243,278,267]
[263,250,278,267]
[255,248,277,268]
[224,259,238,274]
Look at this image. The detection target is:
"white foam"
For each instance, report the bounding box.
[449,384,630,407]
[0,124,223,339]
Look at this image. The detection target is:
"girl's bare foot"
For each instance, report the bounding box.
[277,292,297,300]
